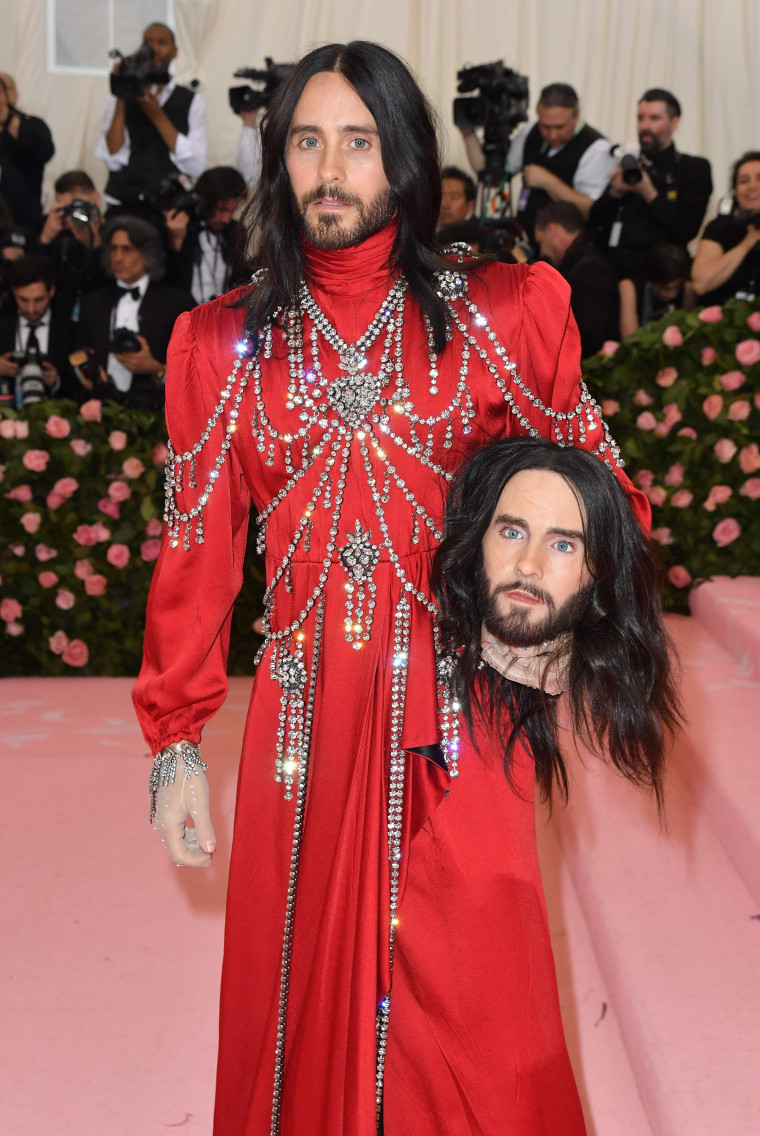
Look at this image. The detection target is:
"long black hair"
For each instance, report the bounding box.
[239,40,488,352]
[432,438,681,805]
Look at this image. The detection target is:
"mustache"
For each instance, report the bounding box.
[493,580,554,606]
[300,184,363,208]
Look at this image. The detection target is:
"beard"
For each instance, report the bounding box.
[296,184,397,251]
[477,566,593,648]
[638,132,662,156]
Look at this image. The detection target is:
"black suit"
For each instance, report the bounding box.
[556,238,621,358]
[0,307,77,399]
[77,281,194,410]
[0,110,55,231]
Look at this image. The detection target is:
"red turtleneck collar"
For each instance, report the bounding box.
[303,219,399,297]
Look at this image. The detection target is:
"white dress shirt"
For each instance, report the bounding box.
[107,274,150,392]
[191,229,228,304]
[96,80,208,201]
[17,310,51,356]
[236,124,262,187]
[507,118,616,201]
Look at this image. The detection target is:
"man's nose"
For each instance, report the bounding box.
[317,141,346,183]
[515,542,543,578]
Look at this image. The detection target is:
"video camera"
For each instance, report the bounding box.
[109,43,171,99]
[229,58,291,115]
[453,61,529,182]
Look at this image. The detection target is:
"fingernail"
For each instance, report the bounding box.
[203,842,215,853]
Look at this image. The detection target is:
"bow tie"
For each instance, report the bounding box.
[117,285,141,301]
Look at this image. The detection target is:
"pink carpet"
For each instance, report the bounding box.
[2,597,759,1134]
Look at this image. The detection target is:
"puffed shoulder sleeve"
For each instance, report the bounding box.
[132,311,250,754]
[517,261,650,530]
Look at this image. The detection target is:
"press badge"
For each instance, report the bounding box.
[609,220,623,247]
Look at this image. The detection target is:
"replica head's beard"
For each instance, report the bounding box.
[296,184,397,250]
[477,566,593,648]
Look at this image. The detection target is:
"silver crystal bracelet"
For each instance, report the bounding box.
[148,741,208,823]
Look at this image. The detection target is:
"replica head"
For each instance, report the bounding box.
[637,88,681,156]
[242,40,480,351]
[433,438,681,802]
[194,166,247,233]
[534,201,584,266]
[8,255,56,322]
[102,215,166,284]
[439,166,476,228]
[730,150,760,213]
[536,84,580,149]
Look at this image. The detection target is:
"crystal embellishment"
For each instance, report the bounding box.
[327,365,383,429]
[339,520,380,648]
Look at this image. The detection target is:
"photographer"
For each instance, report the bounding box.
[0,255,75,400]
[461,83,612,242]
[38,170,109,321]
[0,72,55,231]
[95,23,207,209]
[76,215,193,409]
[588,89,712,284]
[438,166,476,229]
[163,166,248,304]
[691,151,760,305]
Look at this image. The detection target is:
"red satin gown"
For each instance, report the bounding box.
[133,222,649,1136]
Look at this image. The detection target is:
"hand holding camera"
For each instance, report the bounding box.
[110,331,162,376]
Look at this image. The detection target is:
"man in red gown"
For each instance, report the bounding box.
[133,42,649,1136]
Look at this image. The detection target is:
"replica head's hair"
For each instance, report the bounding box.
[441,165,477,203]
[639,88,681,118]
[239,40,490,352]
[432,438,681,805]
[538,83,579,111]
[101,215,166,282]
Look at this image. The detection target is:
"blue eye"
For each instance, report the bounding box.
[505,528,521,539]
[352,138,369,148]
[555,540,572,552]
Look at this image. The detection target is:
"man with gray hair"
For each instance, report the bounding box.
[76,215,193,409]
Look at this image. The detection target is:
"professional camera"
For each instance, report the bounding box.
[12,340,47,407]
[610,144,655,187]
[229,58,291,115]
[155,175,204,221]
[69,347,101,388]
[453,61,529,182]
[109,43,171,99]
[59,198,100,228]
[109,328,143,354]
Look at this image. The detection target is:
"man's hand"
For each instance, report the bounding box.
[164,207,190,251]
[153,742,216,868]
[626,165,658,203]
[115,335,162,375]
[0,351,19,378]
[41,360,59,389]
[137,90,179,153]
[238,109,259,129]
[522,163,554,192]
[39,207,64,246]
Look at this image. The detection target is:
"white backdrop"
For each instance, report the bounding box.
[1,0,759,220]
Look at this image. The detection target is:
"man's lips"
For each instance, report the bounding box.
[504,589,543,606]
[313,199,350,209]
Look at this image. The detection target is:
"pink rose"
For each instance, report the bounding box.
[633,389,654,406]
[55,588,76,610]
[740,478,760,499]
[656,366,678,387]
[38,571,59,588]
[719,370,745,391]
[108,430,128,451]
[46,492,65,510]
[97,497,121,520]
[670,489,694,508]
[49,630,70,655]
[714,438,738,463]
[5,621,23,637]
[739,444,760,474]
[5,485,32,502]
[74,559,94,580]
[106,543,131,569]
[677,427,698,440]
[634,469,655,489]
[21,449,50,473]
[636,411,657,431]
[140,538,161,562]
[108,480,132,502]
[84,574,108,596]
[34,544,57,561]
[0,419,15,439]
[14,420,29,439]
[62,639,89,668]
[601,399,620,416]
[728,399,751,421]
[698,305,723,323]
[664,462,685,487]
[668,566,692,588]
[702,394,723,419]
[735,339,760,367]
[703,485,733,512]
[20,512,41,534]
[662,325,683,347]
[747,312,760,332]
[73,524,97,546]
[662,402,682,426]
[8,544,25,557]
[646,485,668,507]
[713,518,741,547]
[90,522,111,542]
[600,340,619,356]
[153,441,169,465]
[145,518,163,537]
[45,415,71,439]
[53,477,79,499]
[0,597,22,622]
[755,394,760,412]
[700,346,717,366]
[122,457,145,479]
[79,400,102,422]
[70,439,92,457]
[651,527,674,544]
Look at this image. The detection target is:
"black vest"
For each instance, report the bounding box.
[518,121,604,239]
[105,85,194,205]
